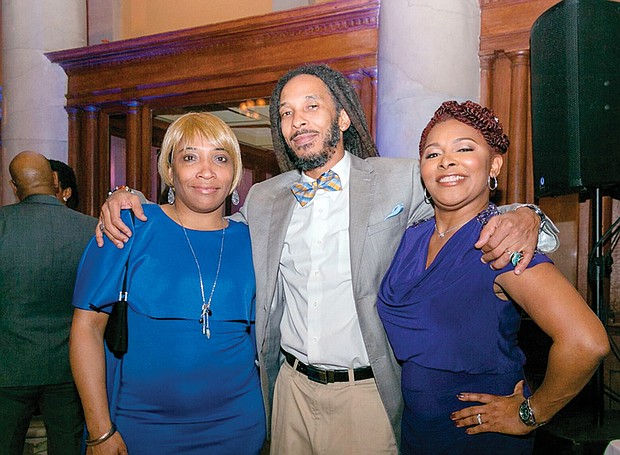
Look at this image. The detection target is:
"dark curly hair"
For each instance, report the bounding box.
[419,100,510,156]
[49,159,79,210]
[269,64,378,172]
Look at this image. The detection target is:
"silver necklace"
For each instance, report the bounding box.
[434,219,470,238]
[174,205,225,338]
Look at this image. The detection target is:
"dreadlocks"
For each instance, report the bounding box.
[269,64,379,172]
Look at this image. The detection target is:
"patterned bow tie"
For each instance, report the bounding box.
[291,170,342,207]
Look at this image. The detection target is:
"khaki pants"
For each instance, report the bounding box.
[270,360,397,455]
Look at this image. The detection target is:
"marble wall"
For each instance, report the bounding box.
[1,0,86,205]
[377,0,480,159]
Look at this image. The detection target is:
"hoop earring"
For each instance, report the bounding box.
[167,186,175,205]
[488,175,498,191]
[423,188,432,204]
[231,189,240,206]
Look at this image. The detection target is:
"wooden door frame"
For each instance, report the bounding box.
[46,0,380,215]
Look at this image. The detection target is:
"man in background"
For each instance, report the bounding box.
[0,151,96,454]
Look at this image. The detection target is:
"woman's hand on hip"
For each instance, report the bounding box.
[451,380,533,436]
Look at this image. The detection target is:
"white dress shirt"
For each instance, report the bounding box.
[279,152,371,369]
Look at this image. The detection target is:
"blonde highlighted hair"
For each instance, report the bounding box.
[158,112,243,194]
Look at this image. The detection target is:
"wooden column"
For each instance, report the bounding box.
[125,101,142,190]
[346,69,375,142]
[66,107,80,171]
[367,67,378,139]
[347,71,367,126]
[506,50,530,203]
[347,70,363,98]
[479,52,497,109]
[95,113,111,213]
[81,106,99,215]
[139,105,155,201]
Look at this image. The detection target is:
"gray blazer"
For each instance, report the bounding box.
[0,195,97,387]
[241,155,433,440]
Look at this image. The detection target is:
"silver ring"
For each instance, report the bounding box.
[476,413,482,425]
[99,223,105,232]
[510,251,524,267]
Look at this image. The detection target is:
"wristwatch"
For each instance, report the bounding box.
[518,397,547,428]
[519,204,548,232]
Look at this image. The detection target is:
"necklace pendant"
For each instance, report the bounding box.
[438,232,446,238]
[201,304,212,338]
[176,204,225,340]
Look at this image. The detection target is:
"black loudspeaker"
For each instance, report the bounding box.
[531,0,620,198]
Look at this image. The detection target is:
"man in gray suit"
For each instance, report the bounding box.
[242,65,557,454]
[0,151,97,455]
[98,65,557,454]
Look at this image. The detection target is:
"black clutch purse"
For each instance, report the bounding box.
[90,258,129,359]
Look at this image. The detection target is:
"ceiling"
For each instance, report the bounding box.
[155,99,274,151]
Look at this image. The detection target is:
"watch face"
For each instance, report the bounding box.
[519,401,532,423]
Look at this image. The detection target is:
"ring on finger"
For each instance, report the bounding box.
[509,251,524,266]
[99,222,105,232]
[476,413,482,425]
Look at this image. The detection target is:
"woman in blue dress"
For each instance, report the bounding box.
[70,113,265,454]
[377,101,609,454]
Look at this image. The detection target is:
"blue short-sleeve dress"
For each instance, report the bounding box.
[73,205,265,454]
[378,204,552,455]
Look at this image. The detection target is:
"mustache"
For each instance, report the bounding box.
[290,129,319,141]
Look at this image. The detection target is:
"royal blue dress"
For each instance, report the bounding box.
[73,206,265,454]
[378,204,551,455]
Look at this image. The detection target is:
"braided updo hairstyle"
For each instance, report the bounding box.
[269,64,378,172]
[419,100,510,156]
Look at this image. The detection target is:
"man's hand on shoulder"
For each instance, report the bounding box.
[95,188,148,248]
[475,207,539,275]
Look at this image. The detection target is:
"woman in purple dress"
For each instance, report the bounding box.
[377,101,609,454]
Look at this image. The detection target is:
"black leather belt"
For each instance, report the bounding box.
[282,349,374,385]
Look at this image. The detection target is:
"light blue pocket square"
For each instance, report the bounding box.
[384,204,404,220]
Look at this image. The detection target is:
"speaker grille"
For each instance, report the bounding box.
[531,0,620,197]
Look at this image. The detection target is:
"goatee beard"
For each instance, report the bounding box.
[287,118,341,172]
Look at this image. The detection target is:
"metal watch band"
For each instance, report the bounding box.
[520,204,547,231]
[519,397,547,428]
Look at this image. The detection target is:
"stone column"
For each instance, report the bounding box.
[1,0,86,205]
[376,0,481,159]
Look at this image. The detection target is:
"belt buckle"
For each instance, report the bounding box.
[307,367,330,384]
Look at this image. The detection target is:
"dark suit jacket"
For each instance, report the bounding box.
[241,155,432,441]
[0,194,97,387]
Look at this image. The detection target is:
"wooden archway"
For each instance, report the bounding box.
[46,0,380,215]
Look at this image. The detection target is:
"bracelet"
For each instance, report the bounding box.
[85,423,117,446]
[107,185,135,199]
